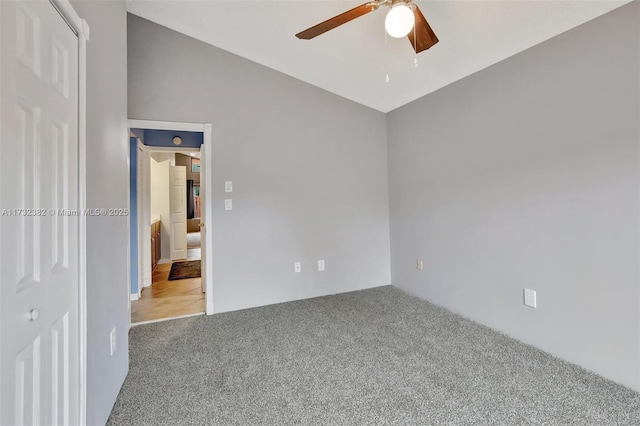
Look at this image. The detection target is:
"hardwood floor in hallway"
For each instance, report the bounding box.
[131,262,205,323]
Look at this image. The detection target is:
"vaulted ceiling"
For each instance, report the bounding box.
[126,0,631,112]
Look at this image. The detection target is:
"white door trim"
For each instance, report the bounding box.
[146,146,200,154]
[203,124,213,315]
[129,119,205,132]
[49,1,89,424]
[128,120,214,316]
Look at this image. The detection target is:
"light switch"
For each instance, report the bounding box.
[294,262,301,273]
[318,260,325,271]
[524,288,537,308]
[225,181,233,193]
[224,199,233,210]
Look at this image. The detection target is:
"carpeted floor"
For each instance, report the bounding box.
[108,286,640,425]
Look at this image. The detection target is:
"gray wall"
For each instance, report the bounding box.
[71,1,130,424]
[387,3,639,391]
[128,14,391,313]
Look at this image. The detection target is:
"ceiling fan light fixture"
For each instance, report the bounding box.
[385,3,414,38]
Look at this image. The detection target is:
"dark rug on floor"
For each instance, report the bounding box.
[107,286,640,425]
[167,260,201,281]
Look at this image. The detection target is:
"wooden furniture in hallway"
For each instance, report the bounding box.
[151,219,161,270]
[187,218,200,233]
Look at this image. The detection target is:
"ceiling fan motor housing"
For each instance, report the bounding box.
[385,1,416,38]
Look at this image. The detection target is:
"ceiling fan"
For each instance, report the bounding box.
[295,0,439,54]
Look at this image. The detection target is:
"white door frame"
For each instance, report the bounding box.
[128,120,214,316]
[46,1,89,423]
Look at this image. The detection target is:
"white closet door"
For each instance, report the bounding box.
[1,0,80,424]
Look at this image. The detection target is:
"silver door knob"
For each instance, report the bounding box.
[26,309,40,322]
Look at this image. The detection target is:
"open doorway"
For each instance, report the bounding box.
[127,120,213,325]
[136,148,203,323]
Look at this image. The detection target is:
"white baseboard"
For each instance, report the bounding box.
[130,293,140,301]
[158,258,171,264]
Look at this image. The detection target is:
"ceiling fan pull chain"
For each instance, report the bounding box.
[413,13,418,68]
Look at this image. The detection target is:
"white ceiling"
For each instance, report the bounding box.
[126,0,631,113]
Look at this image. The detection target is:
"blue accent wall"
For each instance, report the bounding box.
[143,129,203,148]
[129,137,138,295]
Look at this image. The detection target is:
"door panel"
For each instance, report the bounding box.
[15,99,42,289]
[1,1,80,424]
[51,120,70,272]
[15,337,41,426]
[169,166,187,260]
[172,222,187,251]
[51,313,69,426]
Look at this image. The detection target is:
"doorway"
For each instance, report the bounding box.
[127,120,214,325]
[134,148,204,323]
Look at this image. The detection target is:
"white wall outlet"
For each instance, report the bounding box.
[224,199,233,210]
[294,262,301,273]
[524,288,537,308]
[318,260,325,271]
[417,259,423,271]
[225,181,233,193]
[110,327,116,356]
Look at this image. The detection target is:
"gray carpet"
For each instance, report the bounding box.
[108,286,640,425]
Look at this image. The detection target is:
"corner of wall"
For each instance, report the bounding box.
[71,0,131,424]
